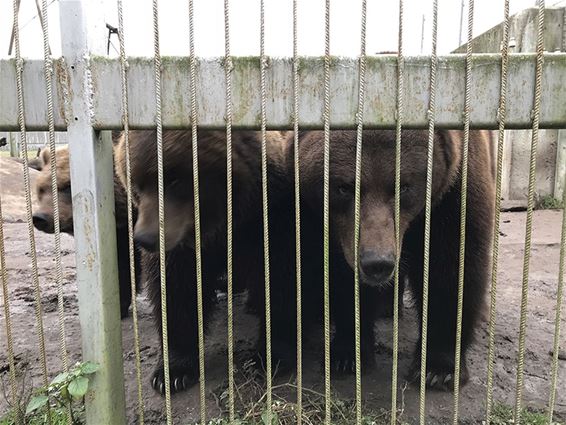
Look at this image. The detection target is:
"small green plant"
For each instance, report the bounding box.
[490,402,562,425]
[24,361,99,425]
[535,194,564,210]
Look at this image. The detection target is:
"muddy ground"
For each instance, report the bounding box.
[0,156,565,424]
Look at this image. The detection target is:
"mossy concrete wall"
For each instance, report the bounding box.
[455,7,565,203]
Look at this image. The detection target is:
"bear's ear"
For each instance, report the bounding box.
[40,147,51,168]
[111,130,123,145]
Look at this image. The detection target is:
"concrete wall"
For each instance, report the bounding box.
[455,7,565,203]
[0,131,68,156]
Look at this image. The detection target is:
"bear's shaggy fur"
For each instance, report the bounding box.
[271,129,495,389]
[32,145,141,319]
[114,130,292,394]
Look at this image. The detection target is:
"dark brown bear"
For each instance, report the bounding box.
[32,144,141,319]
[114,130,292,395]
[278,129,494,389]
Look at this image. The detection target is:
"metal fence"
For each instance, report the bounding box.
[0,0,565,424]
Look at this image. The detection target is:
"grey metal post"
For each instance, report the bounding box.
[58,1,126,423]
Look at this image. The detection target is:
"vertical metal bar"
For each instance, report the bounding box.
[8,0,21,56]
[36,0,51,55]
[188,0,206,421]
[149,0,173,421]
[453,1,474,422]
[391,1,405,423]
[116,0,145,422]
[323,1,332,423]
[353,1,367,423]
[547,146,566,423]
[259,1,273,422]
[40,0,68,375]
[419,1,439,423]
[0,194,19,422]
[292,1,303,423]
[513,2,545,423]
[12,1,51,419]
[485,1,510,422]
[223,0,236,422]
[58,1,126,423]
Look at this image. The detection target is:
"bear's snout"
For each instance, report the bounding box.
[33,212,54,233]
[359,250,395,285]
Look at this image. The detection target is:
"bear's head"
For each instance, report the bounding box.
[116,130,288,253]
[32,147,75,234]
[298,129,462,286]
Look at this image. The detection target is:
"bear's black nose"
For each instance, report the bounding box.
[33,212,54,233]
[360,251,395,284]
[134,231,159,252]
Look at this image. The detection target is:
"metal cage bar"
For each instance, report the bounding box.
[453,0,474,422]
[391,1,405,423]
[419,0,439,422]
[485,1,511,422]
[116,0,146,421]
[514,2,546,423]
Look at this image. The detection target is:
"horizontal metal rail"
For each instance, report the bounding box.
[1,53,566,130]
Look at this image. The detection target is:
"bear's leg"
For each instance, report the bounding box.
[116,227,133,319]
[405,189,490,391]
[331,279,383,374]
[145,248,216,395]
[254,306,297,376]
[248,253,300,376]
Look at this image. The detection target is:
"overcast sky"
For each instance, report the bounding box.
[0,0,556,59]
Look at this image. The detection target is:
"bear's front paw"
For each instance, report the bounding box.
[151,356,198,395]
[329,340,376,375]
[255,338,296,376]
[407,351,469,391]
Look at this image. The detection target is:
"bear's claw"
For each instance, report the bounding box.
[328,341,375,376]
[151,357,198,395]
[407,352,468,392]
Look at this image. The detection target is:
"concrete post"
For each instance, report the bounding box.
[58,0,126,423]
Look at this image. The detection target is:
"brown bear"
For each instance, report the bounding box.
[114,129,292,394]
[276,129,495,389]
[32,144,141,319]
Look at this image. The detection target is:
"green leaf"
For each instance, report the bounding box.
[80,361,99,375]
[26,395,49,414]
[60,385,69,400]
[68,376,89,398]
[261,410,278,425]
[51,372,69,385]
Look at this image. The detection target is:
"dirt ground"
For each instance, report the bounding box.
[0,156,565,424]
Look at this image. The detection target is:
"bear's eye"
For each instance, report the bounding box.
[38,187,46,196]
[335,184,354,198]
[399,184,410,194]
[60,186,72,197]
